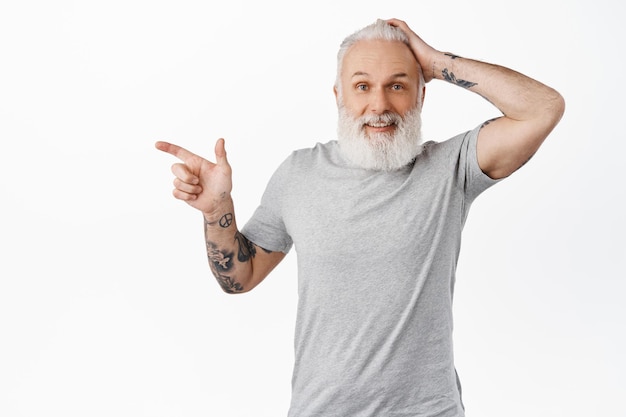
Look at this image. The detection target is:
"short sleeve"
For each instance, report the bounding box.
[241,156,294,254]
[459,124,501,202]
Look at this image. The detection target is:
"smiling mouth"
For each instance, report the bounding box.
[360,112,402,133]
[364,122,397,133]
[366,121,395,128]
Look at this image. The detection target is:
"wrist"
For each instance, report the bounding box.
[202,195,234,226]
[428,52,447,81]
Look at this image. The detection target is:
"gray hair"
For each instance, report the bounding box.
[335,19,424,101]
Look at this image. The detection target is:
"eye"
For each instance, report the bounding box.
[356,83,368,91]
[391,84,404,91]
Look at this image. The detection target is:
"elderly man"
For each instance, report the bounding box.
[156,18,564,417]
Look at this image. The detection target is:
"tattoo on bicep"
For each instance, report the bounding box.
[234,231,257,262]
[206,241,244,293]
[442,68,477,89]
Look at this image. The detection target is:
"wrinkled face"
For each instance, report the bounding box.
[334,39,425,171]
[335,39,423,136]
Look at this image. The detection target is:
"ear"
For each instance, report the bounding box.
[333,85,339,106]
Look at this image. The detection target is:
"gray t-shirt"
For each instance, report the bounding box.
[242,125,499,417]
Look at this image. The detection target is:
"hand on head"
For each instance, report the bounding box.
[385,18,439,83]
[155,139,233,214]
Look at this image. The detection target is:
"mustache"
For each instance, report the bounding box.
[359,112,403,127]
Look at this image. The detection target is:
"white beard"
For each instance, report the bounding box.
[337,105,424,171]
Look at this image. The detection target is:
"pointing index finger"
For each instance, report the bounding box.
[155,141,197,162]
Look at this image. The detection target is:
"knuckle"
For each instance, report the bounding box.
[173,189,189,201]
[173,178,202,194]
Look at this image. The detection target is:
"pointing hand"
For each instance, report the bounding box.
[155,138,233,215]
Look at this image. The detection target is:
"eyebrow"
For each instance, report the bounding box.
[351,71,410,79]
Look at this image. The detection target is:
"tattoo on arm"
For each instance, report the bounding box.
[219,212,233,228]
[444,53,461,59]
[234,231,257,262]
[206,241,243,293]
[481,117,502,128]
[203,215,274,292]
[442,68,477,89]
[204,215,245,293]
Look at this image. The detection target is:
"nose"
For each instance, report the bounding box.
[369,88,391,114]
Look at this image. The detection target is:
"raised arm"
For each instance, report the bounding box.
[155,139,285,293]
[388,18,565,179]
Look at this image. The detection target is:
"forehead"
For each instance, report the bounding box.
[342,39,419,79]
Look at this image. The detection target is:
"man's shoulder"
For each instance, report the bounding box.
[420,128,478,158]
[291,140,338,157]
[284,140,341,167]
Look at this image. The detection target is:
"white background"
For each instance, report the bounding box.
[1,0,624,416]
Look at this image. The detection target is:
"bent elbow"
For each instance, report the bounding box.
[535,89,565,142]
[220,286,250,295]
[547,89,566,126]
[215,276,251,295]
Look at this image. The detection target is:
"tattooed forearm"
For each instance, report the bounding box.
[207,244,232,270]
[203,211,271,293]
[204,214,245,293]
[444,52,461,59]
[442,68,477,89]
[203,211,234,230]
[206,240,244,293]
[219,212,233,228]
[234,231,257,262]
